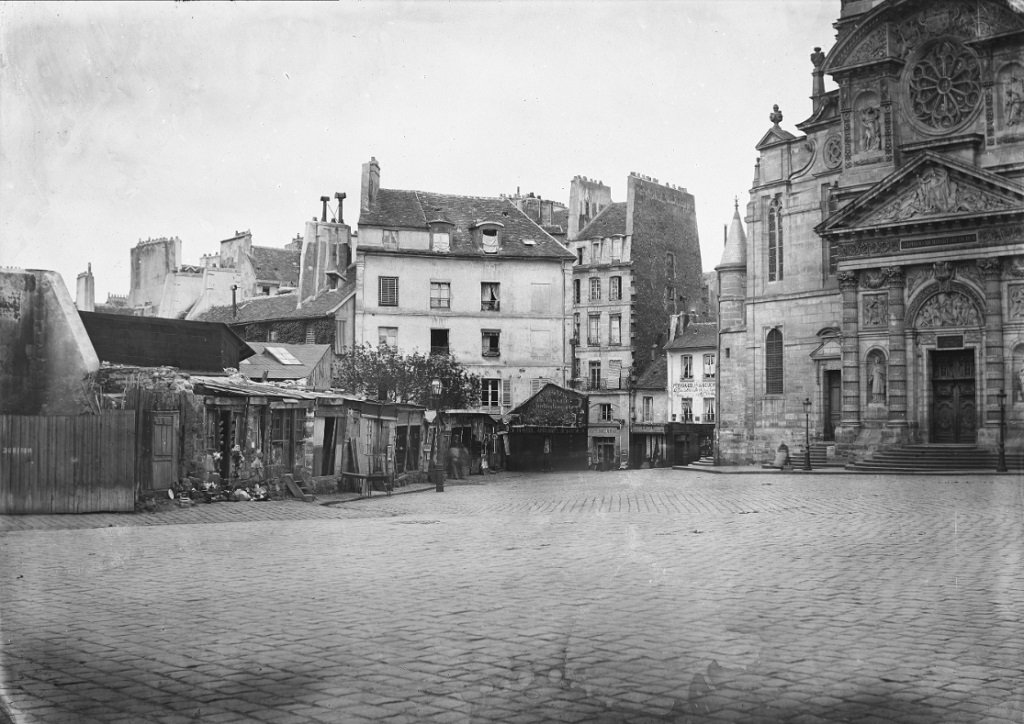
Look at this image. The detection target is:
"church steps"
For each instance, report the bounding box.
[845,445,1019,472]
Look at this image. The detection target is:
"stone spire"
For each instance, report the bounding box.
[719,198,747,268]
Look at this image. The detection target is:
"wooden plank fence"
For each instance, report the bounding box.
[0,412,137,514]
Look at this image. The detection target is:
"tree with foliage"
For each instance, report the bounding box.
[332,344,481,409]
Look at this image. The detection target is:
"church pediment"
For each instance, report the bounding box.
[755,125,797,150]
[810,336,842,360]
[823,0,1024,74]
[817,152,1024,237]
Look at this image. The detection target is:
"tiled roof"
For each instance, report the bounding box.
[240,342,331,380]
[360,189,427,228]
[251,246,300,285]
[665,322,717,350]
[634,355,667,390]
[194,284,351,324]
[576,202,627,240]
[360,189,574,260]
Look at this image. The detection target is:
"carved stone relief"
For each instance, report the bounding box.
[1009,284,1024,320]
[861,268,887,289]
[914,291,981,328]
[895,3,976,57]
[905,269,927,297]
[823,134,843,170]
[1009,256,1024,278]
[932,261,955,285]
[871,168,1014,223]
[976,258,1002,280]
[862,293,888,328]
[849,26,888,65]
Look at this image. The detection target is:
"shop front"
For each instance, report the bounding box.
[506,383,588,471]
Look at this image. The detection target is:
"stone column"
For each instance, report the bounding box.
[885,266,908,428]
[979,257,1005,427]
[838,271,861,437]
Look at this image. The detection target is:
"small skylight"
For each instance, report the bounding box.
[522,238,537,246]
[265,346,303,365]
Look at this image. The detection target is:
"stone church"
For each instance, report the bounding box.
[717,0,1024,465]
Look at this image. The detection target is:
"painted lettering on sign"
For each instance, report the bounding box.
[671,381,716,395]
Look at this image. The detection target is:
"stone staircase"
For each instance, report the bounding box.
[845,444,1014,473]
[688,455,715,468]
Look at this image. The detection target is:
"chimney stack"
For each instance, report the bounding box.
[335,192,346,224]
[320,196,330,222]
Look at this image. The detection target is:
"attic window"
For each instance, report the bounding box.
[522,238,536,246]
[482,228,499,254]
[265,346,303,365]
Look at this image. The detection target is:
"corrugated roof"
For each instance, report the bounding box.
[251,246,300,285]
[240,342,331,380]
[665,322,717,350]
[576,202,627,240]
[360,189,574,260]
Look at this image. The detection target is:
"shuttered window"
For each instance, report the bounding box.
[378,276,398,306]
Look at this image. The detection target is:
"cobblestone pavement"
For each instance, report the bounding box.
[1,469,1022,723]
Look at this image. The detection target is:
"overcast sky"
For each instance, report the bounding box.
[1,0,837,300]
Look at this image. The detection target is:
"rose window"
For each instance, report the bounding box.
[905,39,981,132]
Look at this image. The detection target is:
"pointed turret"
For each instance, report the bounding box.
[715,198,747,331]
[720,198,747,268]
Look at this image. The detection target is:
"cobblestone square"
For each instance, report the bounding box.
[1,469,1022,723]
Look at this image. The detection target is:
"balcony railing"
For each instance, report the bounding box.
[577,378,624,392]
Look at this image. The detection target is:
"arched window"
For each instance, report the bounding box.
[768,198,783,282]
[765,328,783,394]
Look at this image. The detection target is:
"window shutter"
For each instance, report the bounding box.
[501,379,512,407]
[378,276,398,306]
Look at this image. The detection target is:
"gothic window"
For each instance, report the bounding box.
[765,328,783,394]
[767,198,783,282]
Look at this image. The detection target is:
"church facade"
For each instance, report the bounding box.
[717,0,1024,464]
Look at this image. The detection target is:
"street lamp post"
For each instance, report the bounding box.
[430,378,445,492]
[997,388,1007,473]
[802,397,812,471]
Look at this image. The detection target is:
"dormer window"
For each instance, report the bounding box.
[428,220,453,253]
[473,221,504,254]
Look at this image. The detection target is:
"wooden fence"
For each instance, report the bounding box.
[0,412,137,514]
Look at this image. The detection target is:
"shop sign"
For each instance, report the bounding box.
[671,381,715,395]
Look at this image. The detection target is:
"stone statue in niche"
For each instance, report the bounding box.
[860,106,882,152]
[1018,364,1024,402]
[867,351,887,403]
[1005,75,1023,126]
[862,294,888,327]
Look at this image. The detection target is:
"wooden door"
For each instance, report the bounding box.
[151,411,179,490]
[823,371,841,441]
[931,350,976,443]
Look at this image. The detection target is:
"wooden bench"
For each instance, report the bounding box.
[340,472,393,497]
